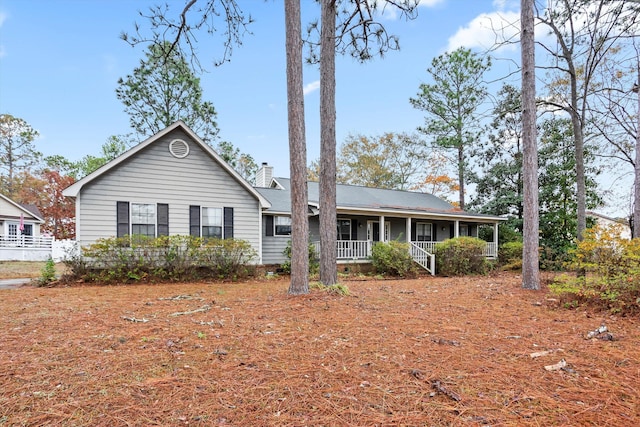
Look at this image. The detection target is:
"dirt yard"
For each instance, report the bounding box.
[1,273,638,426]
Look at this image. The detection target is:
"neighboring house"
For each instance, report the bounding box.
[0,193,52,261]
[63,121,504,274]
[586,211,632,240]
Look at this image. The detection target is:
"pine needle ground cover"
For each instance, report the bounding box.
[1,273,638,426]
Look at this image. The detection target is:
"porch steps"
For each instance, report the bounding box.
[410,243,435,275]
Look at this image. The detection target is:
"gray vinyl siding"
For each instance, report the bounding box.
[262,236,289,264]
[77,129,261,259]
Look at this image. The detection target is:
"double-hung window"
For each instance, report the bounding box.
[202,207,223,239]
[337,219,351,240]
[264,215,291,236]
[190,205,233,239]
[275,216,291,236]
[117,202,169,238]
[416,223,433,242]
[131,203,156,238]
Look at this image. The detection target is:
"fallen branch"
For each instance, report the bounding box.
[169,304,211,317]
[122,316,149,323]
[585,324,608,339]
[431,380,461,402]
[159,294,204,301]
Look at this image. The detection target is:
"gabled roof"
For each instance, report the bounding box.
[62,121,271,208]
[0,193,45,223]
[255,178,504,222]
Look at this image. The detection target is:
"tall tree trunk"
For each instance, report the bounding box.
[284,0,309,294]
[634,66,640,238]
[521,0,540,290]
[458,137,465,210]
[571,97,586,241]
[319,0,338,286]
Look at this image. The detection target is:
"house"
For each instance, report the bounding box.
[63,121,504,273]
[255,171,503,273]
[586,211,632,240]
[0,193,52,261]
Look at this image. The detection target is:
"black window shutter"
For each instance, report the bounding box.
[157,203,169,236]
[224,207,234,239]
[411,222,416,242]
[265,215,274,236]
[351,219,358,241]
[116,201,129,237]
[189,205,201,237]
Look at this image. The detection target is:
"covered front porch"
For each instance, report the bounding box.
[310,213,500,275]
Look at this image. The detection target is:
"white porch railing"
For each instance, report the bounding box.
[0,235,54,249]
[312,240,372,260]
[410,242,435,275]
[413,241,497,258]
[483,242,498,258]
[310,239,497,271]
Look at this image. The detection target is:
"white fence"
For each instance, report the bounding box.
[0,235,77,262]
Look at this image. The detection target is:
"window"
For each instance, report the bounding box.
[275,216,291,236]
[22,224,33,237]
[191,206,234,239]
[337,219,351,241]
[416,223,433,242]
[131,203,156,238]
[202,207,223,239]
[8,223,17,239]
[460,224,469,237]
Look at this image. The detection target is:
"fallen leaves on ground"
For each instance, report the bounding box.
[1,272,638,426]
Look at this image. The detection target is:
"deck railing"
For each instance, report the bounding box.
[0,235,54,249]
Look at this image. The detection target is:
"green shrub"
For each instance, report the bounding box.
[65,235,256,283]
[434,237,488,276]
[549,224,640,314]
[370,240,417,277]
[499,241,522,264]
[281,240,319,275]
[498,241,523,270]
[37,257,56,286]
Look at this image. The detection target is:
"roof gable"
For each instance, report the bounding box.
[62,121,270,208]
[0,193,45,223]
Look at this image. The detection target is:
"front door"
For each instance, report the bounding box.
[367,221,380,242]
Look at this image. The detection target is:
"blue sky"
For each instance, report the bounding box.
[0,0,526,179]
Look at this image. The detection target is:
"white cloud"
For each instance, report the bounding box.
[446,10,520,52]
[303,80,320,96]
[377,0,445,20]
[417,0,446,7]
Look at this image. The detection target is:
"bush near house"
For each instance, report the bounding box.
[370,240,418,278]
[434,237,490,276]
[499,241,523,270]
[64,235,256,283]
[550,224,640,314]
[281,240,319,275]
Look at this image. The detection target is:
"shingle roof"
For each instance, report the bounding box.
[255,178,503,221]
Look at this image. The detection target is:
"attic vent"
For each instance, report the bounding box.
[169,139,190,158]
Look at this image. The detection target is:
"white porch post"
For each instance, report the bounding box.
[493,222,499,244]
[454,220,459,238]
[406,217,411,243]
[379,215,385,242]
